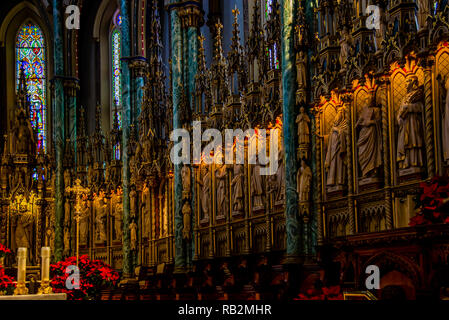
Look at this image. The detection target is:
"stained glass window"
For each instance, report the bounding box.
[265,0,280,70]
[111,27,122,128]
[16,23,47,152]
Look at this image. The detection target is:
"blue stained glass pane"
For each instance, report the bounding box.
[16,23,47,152]
[111,27,122,129]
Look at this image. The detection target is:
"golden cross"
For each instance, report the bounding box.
[65,179,90,266]
[215,19,223,38]
[232,5,240,20]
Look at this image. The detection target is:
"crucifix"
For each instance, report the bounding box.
[65,179,90,266]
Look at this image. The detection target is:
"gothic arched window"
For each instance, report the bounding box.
[111,11,122,129]
[15,23,47,151]
[264,0,279,70]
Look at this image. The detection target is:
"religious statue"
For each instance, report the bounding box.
[296,107,311,145]
[130,220,137,251]
[142,183,151,237]
[324,105,348,187]
[95,194,108,242]
[296,51,307,90]
[339,27,353,67]
[417,0,431,30]
[80,199,90,245]
[251,164,264,211]
[64,198,71,227]
[356,94,382,178]
[181,164,191,200]
[64,169,71,189]
[215,164,227,217]
[114,195,123,241]
[13,108,36,155]
[231,164,244,215]
[274,146,285,203]
[12,197,34,263]
[182,202,192,241]
[63,227,70,255]
[397,75,424,171]
[198,166,211,220]
[297,159,312,216]
[130,187,137,219]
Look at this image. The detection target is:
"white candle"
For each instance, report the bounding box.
[41,247,50,282]
[17,247,27,283]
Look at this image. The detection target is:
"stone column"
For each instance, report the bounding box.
[119,0,132,278]
[280,0,300,263]
[52,0,66,261]
[129,58,147,125]
[169,4,185,272]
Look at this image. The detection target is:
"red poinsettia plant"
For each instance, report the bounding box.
[409,176,449,227]
[0,267,16,295]
[50,255,120,300]
[294,285,344,300]
[0,244,11,259]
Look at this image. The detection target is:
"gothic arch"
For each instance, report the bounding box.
[361,251,421,288]
[0,1,53,143]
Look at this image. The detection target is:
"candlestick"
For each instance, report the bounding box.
[38,247,53,294]
[14,247,28,295]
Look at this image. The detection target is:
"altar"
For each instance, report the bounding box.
[0,293,66,300]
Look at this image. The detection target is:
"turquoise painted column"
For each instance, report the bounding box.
[170,6,185,272]
[281,0,300,263]
[120,0,132,277]
[53,0,65,262]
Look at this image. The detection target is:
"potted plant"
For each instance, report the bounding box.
[409,176,449,226]
[50,255,120,300]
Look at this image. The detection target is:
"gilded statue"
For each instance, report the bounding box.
[12,197,34,262]
[13,108,36,155]
[231,164,244,214]
[130,187,137,218]
[297,159,312,203]
[142,183,151,237]
[80,198,90,245]
[356,94,382,178]
[181,164,191,200]
[95,193,108,242]
[182,202,192,241]
[130,220,138,251]
[397,75,424,171]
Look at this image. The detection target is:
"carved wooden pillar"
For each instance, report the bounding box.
[379,78,393,229]
[244,159,250,255]
[422,58,436,178]
[342,93,356,235]
[314,108,324,244]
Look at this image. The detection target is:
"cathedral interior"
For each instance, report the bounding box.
[1,0,449,301]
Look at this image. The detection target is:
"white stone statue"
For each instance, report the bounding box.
[296,107,311,145]
[231,164,244,214]
[251,164,264,210]
[114,196,123,241]
[324,105,348,186]
[339,27,353,67]
[95,194,107,242]
[275,148,285,203]
[182,202,192,241]
[199,166,211,220]
[182,164,191,200]
[130,188,137,218]
[356,94,382,178]
[296,51,307,89]
[215,164,227,217]
[397,75,424,170]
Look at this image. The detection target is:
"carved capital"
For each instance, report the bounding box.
[129,57,148,78]
[178,4,204,29]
